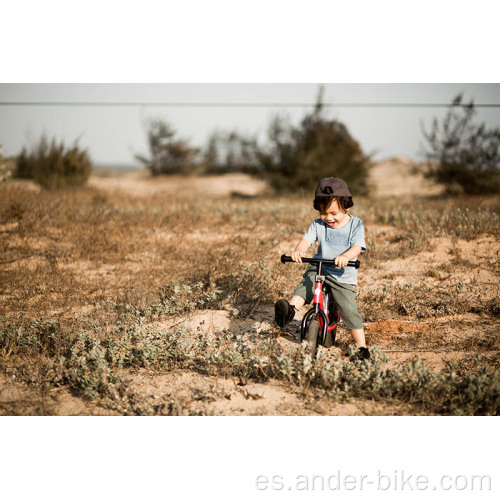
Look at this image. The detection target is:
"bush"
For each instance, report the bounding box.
[15,135,91,189]
[202,130,261,174]
[256,88,371,194]
[135,118,199,176]
[0,145,11,185]
[421,94,500,195]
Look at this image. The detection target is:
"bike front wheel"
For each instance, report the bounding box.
[304,319,320,358]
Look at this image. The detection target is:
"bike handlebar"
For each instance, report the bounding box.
[280,254,361,269]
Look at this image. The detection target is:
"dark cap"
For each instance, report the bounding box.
[315,177,351,198]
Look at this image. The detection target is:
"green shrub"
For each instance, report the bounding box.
[135,118,199,176]
[256,88,371,194]
[15,135,91,189]
[421,94,500,195]
[143,280,223,318]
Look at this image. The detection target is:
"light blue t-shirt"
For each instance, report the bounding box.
[302,215,366,285]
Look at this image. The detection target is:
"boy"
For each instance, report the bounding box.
[275,177,370,360]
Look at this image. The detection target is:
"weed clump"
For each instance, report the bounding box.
[144,281,223,318]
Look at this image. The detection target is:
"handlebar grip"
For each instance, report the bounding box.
[280,254,361,269]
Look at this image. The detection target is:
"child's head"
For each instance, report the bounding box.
[313,177,354,212]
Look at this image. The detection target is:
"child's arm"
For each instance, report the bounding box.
[334,245,363,267]
[291,239,311,263]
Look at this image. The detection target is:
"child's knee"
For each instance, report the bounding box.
[290,295,306,308]
[292,278,315,304]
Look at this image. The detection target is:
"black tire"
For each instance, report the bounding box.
[305,319,320,358]
[323,292,339,348]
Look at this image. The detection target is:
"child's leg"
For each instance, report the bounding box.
[350,328,366,348]
[275,295,304,327]
[275,267,315,327]
[291,266,315,307]
[326,278,365,347]
[289,295,306,309]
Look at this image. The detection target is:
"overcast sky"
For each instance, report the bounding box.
[1,83,499,167]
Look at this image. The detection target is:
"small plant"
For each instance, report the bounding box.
[421,94,500,195]
[144,280,223,318]
[15,135,91,189]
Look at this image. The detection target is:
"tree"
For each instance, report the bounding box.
[135,118,199,176]
[421,94,500,195]
[256,87,371,194]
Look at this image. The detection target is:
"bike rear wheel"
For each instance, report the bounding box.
[304,319,320,358]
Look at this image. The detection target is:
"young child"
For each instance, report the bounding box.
[275,177,370,360]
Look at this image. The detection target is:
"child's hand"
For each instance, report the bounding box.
[334,255,349,267]
[291,239,311,263]
[291,251,307,263]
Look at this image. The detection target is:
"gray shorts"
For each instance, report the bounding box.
[293,265,364,330]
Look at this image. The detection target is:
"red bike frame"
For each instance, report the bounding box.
[280,254,360,346]
[301,261,341,344]
[314,275,341,329]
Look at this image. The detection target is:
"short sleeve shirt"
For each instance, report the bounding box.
[302,215,366,285]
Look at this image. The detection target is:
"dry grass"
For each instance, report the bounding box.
[1,178,499,415]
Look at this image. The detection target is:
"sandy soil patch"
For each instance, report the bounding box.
[89,171,269,199]
[119,369,419,416]
[368,157,443,197]
[361,235,499,307]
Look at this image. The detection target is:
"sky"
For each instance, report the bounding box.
[1,83,499,167]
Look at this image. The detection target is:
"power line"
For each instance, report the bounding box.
[0,101,499,108]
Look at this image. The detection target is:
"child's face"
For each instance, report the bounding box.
[319,200,348,228]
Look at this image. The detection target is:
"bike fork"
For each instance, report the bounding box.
[300,262,328,342]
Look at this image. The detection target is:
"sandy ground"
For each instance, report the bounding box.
[89,171,270,198]
[88,156,440,199]
[368,157,443,197]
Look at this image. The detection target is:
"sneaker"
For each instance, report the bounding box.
[350,346,370,361]
[274,299,295,327]
[357,347,371,360]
